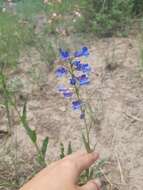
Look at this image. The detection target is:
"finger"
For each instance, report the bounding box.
[75,152,99,174]
[81,179,101,190]
[63,150,86,161]
[48,151,86,170]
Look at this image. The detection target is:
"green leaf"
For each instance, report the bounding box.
[36,154,46,167]
[27,128,37,144]
[89,168,94,180]
[21,98,28,127]
[67,141,72,155]
[41,137,49,159]
[21,98,37,144]
[82,133,91,153]
[85,168,89,180]
[60,143,65,159]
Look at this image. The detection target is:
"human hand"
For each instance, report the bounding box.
[20,151,101,190]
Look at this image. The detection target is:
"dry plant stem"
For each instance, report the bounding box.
[14,124,19,185]
[100,168,113,190]
[115,152,126,185]
[124,111,143,122]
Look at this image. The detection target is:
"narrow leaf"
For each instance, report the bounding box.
[41,137,49,159]
[89,168,94,180]
[60,143,65,159]
[27,128,37,144]
[67,141,72,155]
[21,98,28,128]
[82,133,91,153]
[21,98,37,144]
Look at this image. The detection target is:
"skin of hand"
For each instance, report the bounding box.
[20,151,101,190]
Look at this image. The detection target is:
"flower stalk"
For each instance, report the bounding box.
[55,47,93,153]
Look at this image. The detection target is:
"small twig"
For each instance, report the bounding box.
[115,152,126,185]
[124,111,143,122]
[100,168,113,190]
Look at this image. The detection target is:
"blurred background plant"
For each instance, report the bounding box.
[139,18,143,71]
[1,0,143,38]
[0,12,34,134]
[75,0,143,37]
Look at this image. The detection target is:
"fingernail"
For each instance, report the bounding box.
[93,152,99,159]
[92,179,101,190]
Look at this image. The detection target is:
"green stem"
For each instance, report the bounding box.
[1,72,12,134]
[35,143,46,167]
[69,60,91,152]
[12,99,46,167]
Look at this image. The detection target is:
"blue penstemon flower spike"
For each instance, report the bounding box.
[55,47,92,153]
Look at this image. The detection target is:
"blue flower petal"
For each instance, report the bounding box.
[57,84,67,92]
[75,63,82,71]
[72,60,81,67]
[74,63,91,73]
[63,90,73,98]
[77,74,90,86]
[74,50,83,57]
[74,47,89,57]
[70,77,77,85]
[81,64,91,73]
[59,49,70,61]
[55,67,68,77]
[72,100,82,110]
[57,85,73,98]
[82,47,89,56]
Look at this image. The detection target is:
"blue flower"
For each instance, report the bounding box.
[72,100,82,110]
[74,47,89,57]
[57,85,73,98]
[75,63,82,71]
[57,84,67,92]
[59,49,70,61]
[63,90,73,98]
[77,74,90,86]
[81,64,91,73]
[70,77,77,85]
[74,63,91,73]
[55,67,68,77]
[72,60,81,67]
[82,47,89,56]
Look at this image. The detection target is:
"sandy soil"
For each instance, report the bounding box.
[0,36,143,190]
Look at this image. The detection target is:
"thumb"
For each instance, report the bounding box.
[81,179,101,190]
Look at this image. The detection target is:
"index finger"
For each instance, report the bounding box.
[73,152,99,176]
[71,152,99,181]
